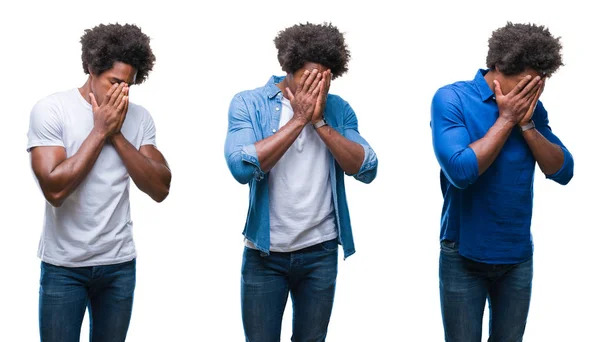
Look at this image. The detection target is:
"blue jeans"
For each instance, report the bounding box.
[241,238,339,342]
[439,240,533,342]
[39,259,136,342]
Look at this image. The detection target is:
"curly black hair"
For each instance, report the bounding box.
[274,22,350,80]
[486,22,563,76]
[80,23,155,84]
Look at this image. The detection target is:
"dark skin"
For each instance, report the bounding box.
[255,62,364,174]
[30,62,171,207]
[470,67,564,176]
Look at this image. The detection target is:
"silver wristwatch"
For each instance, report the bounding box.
[313,119,328,129]
[520,120,535,132]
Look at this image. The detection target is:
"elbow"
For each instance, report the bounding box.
[448,177,470,190]
[45,191,65,208]
[232,170,252,185]
[445,169,475,190]
[151,177,171,203]
[547,151,574,186]
[227,158,262,184]
[355,165,377,184]
[440,149,478,190]
[551,168,574,186]
[152,188,169,203]
[354,147,378,184]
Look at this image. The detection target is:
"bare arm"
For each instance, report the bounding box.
[110,134,171,202]
[315,125,363,175]
[31,134,105,207]
[521,128,564,175]
[470,75,542,175]
[256,69,322,172]
[30,83,128,207]
[517,79,565,175]
[309,70,364,174]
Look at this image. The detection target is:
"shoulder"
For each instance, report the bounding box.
[127,101,153,123]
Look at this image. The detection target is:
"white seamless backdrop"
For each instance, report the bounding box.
[0,0,597,341]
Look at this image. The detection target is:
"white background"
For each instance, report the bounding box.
[0,0,597,341]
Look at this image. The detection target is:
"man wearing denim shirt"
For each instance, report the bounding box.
[431,23,574,341]
[225,22,377,341]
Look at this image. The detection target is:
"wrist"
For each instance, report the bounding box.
[311,116,324,125]
[519,120,535,132]
[496,116,517,128]
[92,128,109,140]
[292,116,310,127]
[312,118,328,130]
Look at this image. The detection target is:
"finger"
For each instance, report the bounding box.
[104,83,119,104]
[120,96,129,127]
[285,87,295,101]
[109,83,126,106]
[89,93,99,111]
[297,70,310,94]
[507,75,533,97]
[307,73,322,94]
[492,80,504,98]
[312,80,323,96]
[516,76,541,99]
[523,81,542,103]
[117,95,128,112]
[302,69,319,93]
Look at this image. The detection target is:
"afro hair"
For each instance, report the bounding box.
[80,23,155,85]
[486,22,563,76]
[274,22,350,79]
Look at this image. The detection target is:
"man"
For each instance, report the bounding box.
[431,22,574,341]
[27,23,171,341]
[225,22,378,341]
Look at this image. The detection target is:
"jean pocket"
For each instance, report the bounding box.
[319,239,339,252]
[440,240,458,255]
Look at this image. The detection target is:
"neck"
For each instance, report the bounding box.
[78,77,92,104]
[276,75,294,99]
[483,69,501,92]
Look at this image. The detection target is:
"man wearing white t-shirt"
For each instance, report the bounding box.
[225,22,378,341]
[27,23,171,342]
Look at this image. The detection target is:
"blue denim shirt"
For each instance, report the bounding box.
[225,76,378,258]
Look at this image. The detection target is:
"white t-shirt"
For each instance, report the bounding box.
[259,97,337,252]
[27,88,157,267]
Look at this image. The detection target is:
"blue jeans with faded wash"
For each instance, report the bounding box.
[439,240,533,342]
[241,238,339,342]
[39,259,136,342]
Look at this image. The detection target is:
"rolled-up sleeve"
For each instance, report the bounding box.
[534,101,574,185]
[224,94,266,184]
[342,101,378,184]
[430,87,479,189]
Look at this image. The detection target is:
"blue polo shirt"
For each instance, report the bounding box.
[430,69,574,264]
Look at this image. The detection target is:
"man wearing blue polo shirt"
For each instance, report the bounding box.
[431,22,574,341]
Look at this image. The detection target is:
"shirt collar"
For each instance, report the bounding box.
[474,69,495,101]
[265,75,285,99]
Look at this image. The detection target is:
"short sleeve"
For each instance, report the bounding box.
[141,110,157,147]
[27,98,64,152]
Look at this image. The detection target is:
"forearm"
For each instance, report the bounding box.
[316,125,364,174]
[37,130,106,206]
[522,128,564,175]
[111,133,171,202]
[469,117,515,175]
[255,118,306,172]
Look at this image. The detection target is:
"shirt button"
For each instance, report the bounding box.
[275,107,280,110]
[272,129,276,133]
